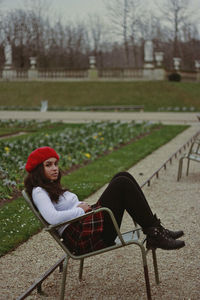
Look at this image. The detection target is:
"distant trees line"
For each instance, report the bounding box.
[0,0,199,70]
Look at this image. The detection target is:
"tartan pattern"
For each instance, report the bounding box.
[62,203,106,255]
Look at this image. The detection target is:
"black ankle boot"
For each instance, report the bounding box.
[152,214,184,239]
[161,227,184,239]
[145,226,185,250]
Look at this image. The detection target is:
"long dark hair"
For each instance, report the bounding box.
[24,163,68,203]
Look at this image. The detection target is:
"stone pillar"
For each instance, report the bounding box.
[28,57,38,80]
[195,60,200,82]
[154,51,165,80]
[88,56,98,80]
[40,100,48,112]
[173,57,181,71]
[155,51,164,67]
[4,43,12,67]
[2,43,16,80]
[143,40,154,79]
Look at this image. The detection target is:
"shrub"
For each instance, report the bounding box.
[168,72,182,82]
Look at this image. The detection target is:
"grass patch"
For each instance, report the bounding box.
[0,81,200,111]
[0,128,22,136]
[0,122,84,141]
[62,125,187,199]
[0,198,41,256]
[0,124,188,256]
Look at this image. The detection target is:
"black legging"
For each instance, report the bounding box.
[98,172,155,246]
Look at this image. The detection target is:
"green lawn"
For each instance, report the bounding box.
[0,121,83,140]
[0,81,200,111]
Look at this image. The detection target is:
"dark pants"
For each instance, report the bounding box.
[98,172,155,246]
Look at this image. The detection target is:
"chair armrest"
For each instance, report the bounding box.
[46,209,97,230]
[46,207,126,245]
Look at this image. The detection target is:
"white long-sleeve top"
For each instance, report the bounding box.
[32,187,85,235]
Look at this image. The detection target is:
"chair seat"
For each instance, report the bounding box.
[115,229,141,244]
[188,154,200,162]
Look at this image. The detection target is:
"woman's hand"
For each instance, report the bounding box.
[77,202,92,212]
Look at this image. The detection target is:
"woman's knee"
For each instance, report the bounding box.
[111,172,133,181]
[110,175,133,188]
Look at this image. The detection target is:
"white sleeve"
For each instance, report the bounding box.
[32,187,85,225]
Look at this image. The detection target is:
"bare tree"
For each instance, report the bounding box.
[88,14,103,55]
[104,0,141,66]
[2,9,46,67]
[155,0,199,56]
[20,0,51,17]
[1,0,199,70]
[0,0,5,67]
[87,14,110,67]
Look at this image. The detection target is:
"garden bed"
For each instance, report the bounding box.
[0,120,158,200]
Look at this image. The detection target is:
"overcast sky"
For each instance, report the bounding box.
[1,0,200,36]
[2,0,200,20]
[2,0,106,20]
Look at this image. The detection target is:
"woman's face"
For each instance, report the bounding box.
[43,157,59,181]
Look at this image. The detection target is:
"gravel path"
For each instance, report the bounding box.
[0,124,200,300]
[0,110,199,124]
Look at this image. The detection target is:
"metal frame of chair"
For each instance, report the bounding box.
[22,189,160,300]
[177,138,200,181]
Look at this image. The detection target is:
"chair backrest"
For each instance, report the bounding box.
[22,189,74,256]
[22,190,49,228]
[189,139,200,156]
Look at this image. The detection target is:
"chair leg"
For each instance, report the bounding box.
[177,157,183,181]
[60,256,69,300]
[186,158,190,176]
[152,249,159,284]
[140,246,152,300]
[143,265,152,300]
[79,258,84,280]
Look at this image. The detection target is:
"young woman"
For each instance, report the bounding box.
[24,146,185,255]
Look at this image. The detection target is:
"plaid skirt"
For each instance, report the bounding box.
[61,203,106,255]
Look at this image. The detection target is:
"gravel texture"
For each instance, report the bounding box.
[0,110,199,124]
[0,124,200,300]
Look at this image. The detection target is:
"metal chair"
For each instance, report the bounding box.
[177,138,200,181]
[22,189,160,300]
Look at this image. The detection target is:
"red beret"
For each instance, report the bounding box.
[25,147,59,172]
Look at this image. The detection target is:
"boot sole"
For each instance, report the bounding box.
[146,241,185,250]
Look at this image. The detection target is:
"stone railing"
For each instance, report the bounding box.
[98,68,143,79]
[0,68,28,80]
[38,69,88,79]
[0,67,199,82]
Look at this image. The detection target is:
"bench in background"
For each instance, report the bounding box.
[85,105,144,112]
